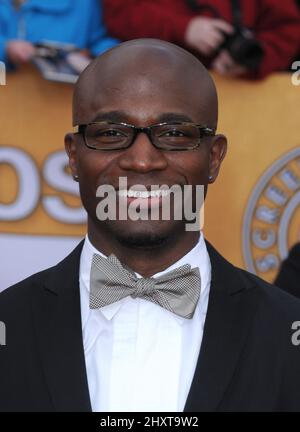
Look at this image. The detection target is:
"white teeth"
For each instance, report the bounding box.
[117,189,170,198]
[118,190,128,197]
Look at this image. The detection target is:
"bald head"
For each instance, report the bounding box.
[66,39,227,259]
[73,39,218,128]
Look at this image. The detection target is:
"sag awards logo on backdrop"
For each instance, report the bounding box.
[243,147,300,281]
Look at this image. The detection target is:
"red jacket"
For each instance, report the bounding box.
[103,0,300,79]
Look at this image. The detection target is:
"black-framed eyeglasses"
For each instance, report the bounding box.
[73,121,216,151]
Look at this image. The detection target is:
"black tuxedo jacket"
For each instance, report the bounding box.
[1,241,300,412]
[275,242,300,299]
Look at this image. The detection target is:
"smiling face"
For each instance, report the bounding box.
[65,40,227,249]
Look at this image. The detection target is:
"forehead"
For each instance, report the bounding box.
[73,48,216,126]
[96,76,206,122]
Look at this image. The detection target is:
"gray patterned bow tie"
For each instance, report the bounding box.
[89,253,201,319]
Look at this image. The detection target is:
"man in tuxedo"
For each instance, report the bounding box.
[1,39,300,412]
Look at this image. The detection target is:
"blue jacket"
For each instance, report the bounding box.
[0,0,119,64]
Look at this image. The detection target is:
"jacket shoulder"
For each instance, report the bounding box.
[235,264,300,318]
[1,266,54,298]
[206,239,300,318]
[0,240,84,309]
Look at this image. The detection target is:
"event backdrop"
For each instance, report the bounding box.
[0,65,299,290]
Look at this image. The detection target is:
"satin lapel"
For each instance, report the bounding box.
[31,241,92,412]
[184,242,261,412]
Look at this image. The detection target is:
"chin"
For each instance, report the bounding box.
[106,219,184,249]
[116,232,168,249]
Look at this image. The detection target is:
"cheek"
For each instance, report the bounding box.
[77,148,118,186]
[167,150,210,185]
[76,150,120,212]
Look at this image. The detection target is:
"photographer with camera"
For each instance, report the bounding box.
[104,0,300,79]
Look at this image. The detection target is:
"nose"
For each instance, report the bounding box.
[118,131,168,173]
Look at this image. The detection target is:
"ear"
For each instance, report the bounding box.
[64,133,79,180]
[208,134,227,183]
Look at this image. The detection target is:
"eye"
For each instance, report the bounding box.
[160,128,187,138]
[96,128,126,137]
[166,129,185,137]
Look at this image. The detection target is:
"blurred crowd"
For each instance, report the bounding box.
[0,0,300,79]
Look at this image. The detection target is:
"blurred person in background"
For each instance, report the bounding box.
[291,0,300,68]
[275,242,300,299]
[103,0,300,79]
[0,0,119,71]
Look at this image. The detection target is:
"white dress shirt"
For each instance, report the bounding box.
[79,233,211,412]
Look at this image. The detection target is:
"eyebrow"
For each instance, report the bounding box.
[91,111,126,123]
[90,111,194,124]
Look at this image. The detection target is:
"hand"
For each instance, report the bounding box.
[211,50,248,77]
[66,52,91,74]
[6,40,35,64]
[185,16,233,57]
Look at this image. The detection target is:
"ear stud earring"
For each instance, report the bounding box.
[73,175,79,182]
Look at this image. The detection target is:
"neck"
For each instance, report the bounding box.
[87,219,200,277]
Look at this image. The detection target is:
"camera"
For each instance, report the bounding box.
[220,26,264,71]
